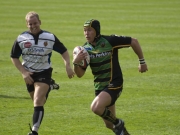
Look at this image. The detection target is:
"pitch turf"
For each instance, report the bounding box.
[0,0,180,135]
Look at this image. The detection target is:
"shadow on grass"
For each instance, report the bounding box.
[0,94,30,99]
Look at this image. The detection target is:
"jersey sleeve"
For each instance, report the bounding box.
[107,35,132,48]
[53,35,67,54]
[10,39,22,58]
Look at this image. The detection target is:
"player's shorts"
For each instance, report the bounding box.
[95,85,123,107]
[26,68,53,92]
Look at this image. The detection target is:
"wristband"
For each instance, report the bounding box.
[139,58,146,65]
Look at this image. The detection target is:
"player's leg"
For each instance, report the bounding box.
[104,87,130,135]
[28,78,59,98]
[33,82,49,106]
[102,105,116,130]
[46,78,60,99]
[91,87,126,135]
[49,78,60,90]
[29,91,34,100]
[102,105,130,135]
[28,68,52,135]
[29,78,58,101]
[90,91,120,126]
[29,82,49,135]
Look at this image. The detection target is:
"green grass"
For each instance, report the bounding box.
[0,0,180,135]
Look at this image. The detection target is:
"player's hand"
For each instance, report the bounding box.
[21,70,34,84]
[66,66,75,79]
[138,64,148,73]
[73,50,87,64]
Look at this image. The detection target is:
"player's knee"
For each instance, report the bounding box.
[33,96,46,106]
[91,103,97,113]
[90,103,102,115]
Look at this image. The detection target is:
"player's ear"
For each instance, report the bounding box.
[39,20,41,25]
[26,22,29,28]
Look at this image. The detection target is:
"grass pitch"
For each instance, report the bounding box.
[0,0,180,135]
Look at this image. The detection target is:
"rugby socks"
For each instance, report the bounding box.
[101,107,119,125]
[32,106,44,133]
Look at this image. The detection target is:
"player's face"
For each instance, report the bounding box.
[26,16,41,35]
[84,27,96,43]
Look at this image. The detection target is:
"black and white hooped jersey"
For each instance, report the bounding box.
[11,30,67,72]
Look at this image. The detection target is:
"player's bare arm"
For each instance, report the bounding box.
[11,58,34,84]
[72,50,87,78]
[73,64,86,78]
[61,51,75,78]
[130,38,148,73]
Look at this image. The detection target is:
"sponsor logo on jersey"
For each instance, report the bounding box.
[84,46,93,51]
[24,42,32,48]
[89,51,111,58]
[28,47,44,53]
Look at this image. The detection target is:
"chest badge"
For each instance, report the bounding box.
[24,42,32,48]
[101,42,105,47]
[44,41,48,46]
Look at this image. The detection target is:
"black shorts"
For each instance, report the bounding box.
[26,68,53,92]
[95,85,123,107]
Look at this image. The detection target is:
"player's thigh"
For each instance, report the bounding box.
[33,82,49,104]
[34,82,49,96]
[91,91,112,109]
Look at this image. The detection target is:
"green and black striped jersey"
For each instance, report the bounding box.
[83,35,131,91]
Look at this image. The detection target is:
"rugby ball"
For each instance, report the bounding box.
[73,46,90,68]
